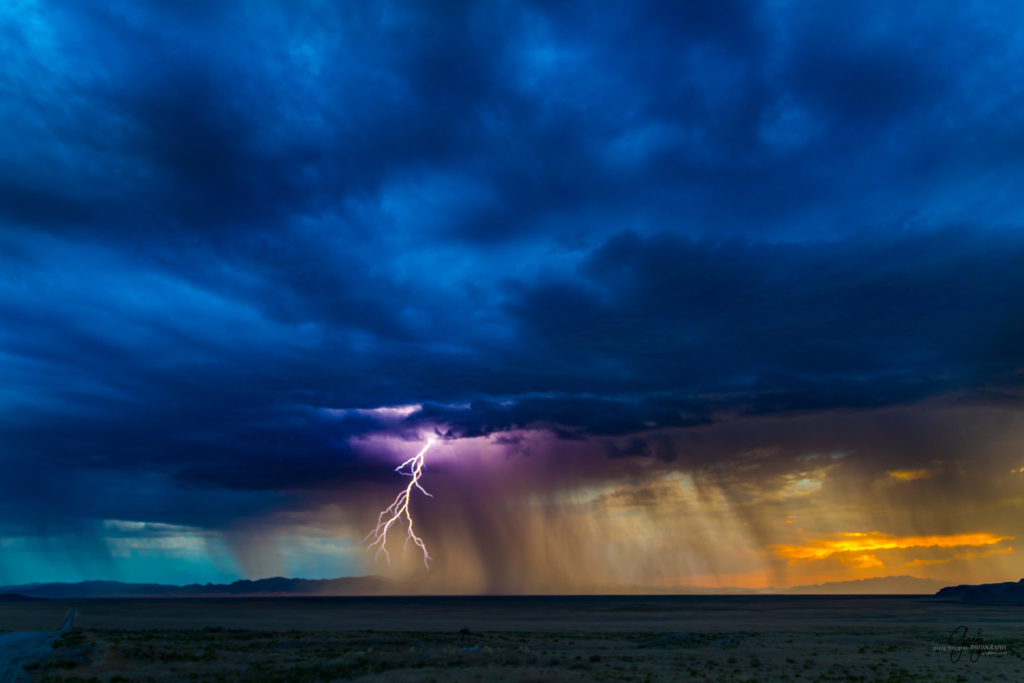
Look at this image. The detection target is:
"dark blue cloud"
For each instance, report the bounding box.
[2,0,1024,541]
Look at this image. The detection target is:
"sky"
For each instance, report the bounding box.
[1,0,1024,592]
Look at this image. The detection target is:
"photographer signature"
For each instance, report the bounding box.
[947,626,984,663]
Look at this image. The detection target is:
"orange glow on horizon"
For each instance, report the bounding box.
[772,531,1012,561]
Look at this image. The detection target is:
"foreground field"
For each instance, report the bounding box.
[3,596,1023,681]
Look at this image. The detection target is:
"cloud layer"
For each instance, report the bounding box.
[2,0,1024,588]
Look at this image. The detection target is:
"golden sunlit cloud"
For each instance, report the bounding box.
[886,469,936,482]
[772,531,1012,561]
[906,545,1015,567]
[841,553,884,569]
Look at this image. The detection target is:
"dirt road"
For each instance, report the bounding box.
[0,607,75,682]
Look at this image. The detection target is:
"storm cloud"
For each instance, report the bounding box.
[2,0,1024,588]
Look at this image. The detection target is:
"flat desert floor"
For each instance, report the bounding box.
[2,596,1022,681]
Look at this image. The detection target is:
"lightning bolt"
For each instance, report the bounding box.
[363,437,435,569]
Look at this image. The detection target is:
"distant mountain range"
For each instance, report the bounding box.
[644,575,949,595]
[782,575,949,595]
[0,576,393,599]
[0,592,47,602]
[935,578,1024,602]
[0,574,973,598]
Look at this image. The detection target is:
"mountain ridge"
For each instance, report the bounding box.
[0,574,958,598]
[0,576,393,599]
[934,578,1024,602]
[782,575,947,595]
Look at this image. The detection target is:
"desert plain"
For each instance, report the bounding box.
[1,595,1022,681]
